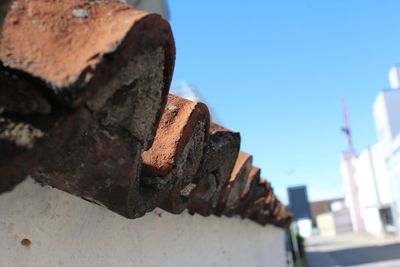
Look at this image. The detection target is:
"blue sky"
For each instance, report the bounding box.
[167,1,400,203]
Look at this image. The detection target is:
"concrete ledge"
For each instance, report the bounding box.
[0,179,286,267]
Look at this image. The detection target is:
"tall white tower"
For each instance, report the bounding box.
[388,65,400,90]
[373,66,400,234]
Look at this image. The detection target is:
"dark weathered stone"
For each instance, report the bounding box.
[0,1,175,194]
[0,105,148,218]
[215,151,252,216]
[141,94,210,214]
[32,109,147,219]
[233,167,262,216]
[249,194,278,226]
[240,180,270,219]
[251,200,292,228]
[188,123,240,217]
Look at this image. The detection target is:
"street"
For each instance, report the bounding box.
[306,233,400,267]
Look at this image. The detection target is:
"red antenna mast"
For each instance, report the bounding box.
[341,98,353,149]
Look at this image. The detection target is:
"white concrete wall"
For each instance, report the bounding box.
[0,179,287,267]
[362,208,384,238]
[352,144,391,237]
[370,144,392,205]
[341,150,364,232]
[355,145,391,208]
[355,148,379,207]
[373,89,400,232]
[374,90,400,152]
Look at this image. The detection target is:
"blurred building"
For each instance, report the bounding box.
[310,198,352,236]
[288,186,312,237]
[310,198,344,225]
[125,0,169,19]
[288,186,311,221]
[354,144,394,237]
[340,66,400,237]
[373,65,400,235]
[340,150,365,232]
[341,140,394,237]
[314,201,352,236]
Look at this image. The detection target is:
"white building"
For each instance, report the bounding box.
[339,66,400,237]
[340,145,394,237]
[340,150,364,232]
[373,65,400,233]
[355,144,393,237]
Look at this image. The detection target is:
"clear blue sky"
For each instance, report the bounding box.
[168,1,399,203]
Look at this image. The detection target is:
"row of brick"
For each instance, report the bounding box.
[0,0,291,228]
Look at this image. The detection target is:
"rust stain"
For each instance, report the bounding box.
[21,238,32,247]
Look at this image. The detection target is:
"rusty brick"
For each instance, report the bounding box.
[0,0,175,150]
[249,194,279,226]
[241,180,271,219]
[231,166,261,216]
[247,184,292,228]
[32,109,147,219]
[0,1,175,194]
[188,123,240,217]
[215,151,253,216]
[251,201,292,228]
[1,104,154,218]
[141,94,210,214]
[241,167,261,199]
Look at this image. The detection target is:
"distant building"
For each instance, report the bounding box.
[373,65,400,234]
[288,186,312,237]
[340,66,400,237]
[311,198,352,236]
[288,186,311,221]
[355,144,394,237]
[389,65,400,90]
[310,198,344,226]
[340,143,394,237]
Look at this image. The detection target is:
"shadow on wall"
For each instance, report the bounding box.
[307,243,400,267]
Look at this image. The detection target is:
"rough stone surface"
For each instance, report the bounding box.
[216,151,253,216]
[0,0,176,193]
[33,109,146,219]
[0,0,175,109]
[141,94,210,214]
[188,123,240,217]
[241,181,271,219]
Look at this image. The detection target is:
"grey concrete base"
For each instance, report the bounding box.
[0,178,286,267]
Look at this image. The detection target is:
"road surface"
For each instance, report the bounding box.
[306,233,400,267]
